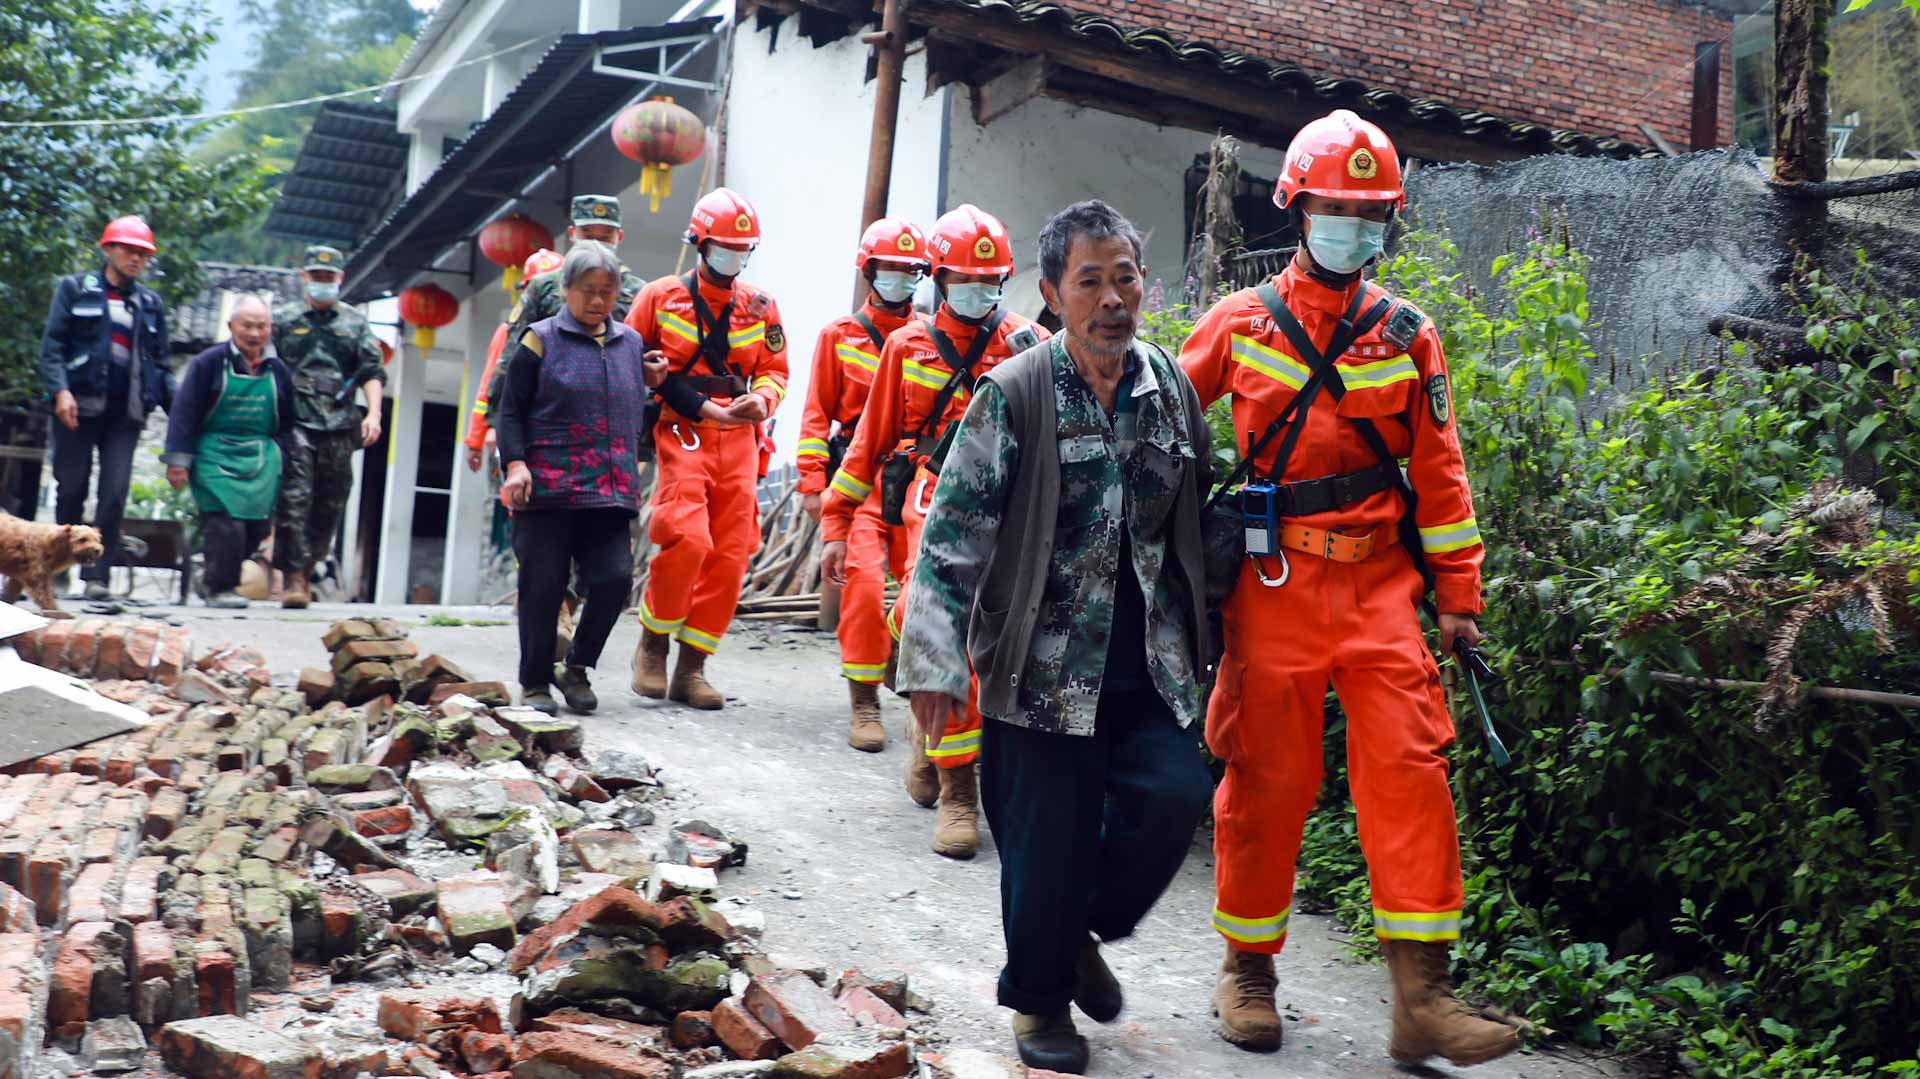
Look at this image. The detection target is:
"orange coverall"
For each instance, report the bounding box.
[1179,261,1484,954]
[625,273,789,656]
[463,321,511,452]
[821,307,1047,767]
[798,303,914,685]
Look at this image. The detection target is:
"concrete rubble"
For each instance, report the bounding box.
[0,615,1084,1079]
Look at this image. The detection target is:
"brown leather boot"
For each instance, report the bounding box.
[903,725,939,808]
[847,681,885,752]
[668,647,725,710]
[630,630,671,699]
[931,764,979,859]
[1382,939,1521,1067]
[281,570,310,609]
[1212,944,1282,1051]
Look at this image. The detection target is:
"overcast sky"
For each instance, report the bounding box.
[197,0,253,110]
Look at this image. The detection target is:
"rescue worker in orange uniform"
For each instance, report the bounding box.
[465,248,564,472]
[1179,110,1519,1068]
[820,204,1046,859]
[626,188,789,710]
[797,217,931,753]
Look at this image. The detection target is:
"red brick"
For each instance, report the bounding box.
[145,787,188,838]
[772,1035,912,1079]
[116,857,168,923]
[25,836,71,926]
[0,774,44,821]
[46,922,110,1032]
[507,888,665,973]
[133,921,173,982]
[348,806,412,838]
[79,826,127,864]
[837,986,907,1030]
[459,1030,515,1074]
[121,624,160,681]
[94,625,131,686]
[64,863,115,925]
[525,1010,665,1049]
[69,748,102,778]
[510,1031,675,1079]
[153,627,194,686]
[34,622,73,672]
[0,884,32,934]
[296,668,334,707]
[376,989,503,1042]
[157,1015,321,1079]
[435,872,516,955]
[744,970,857,1051]
[0,988,37,1079]
[669,1010,717,1049]
[193,940,240,1016]
[712,997,783,1060]
[64,620,107,677]
[10,627,43,665]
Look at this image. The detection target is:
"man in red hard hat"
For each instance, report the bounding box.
[798,216,930,753]
[626,187,788,711]
[1180,109,1520,1068]
[36,215,174,601]
[819,204,1046,860]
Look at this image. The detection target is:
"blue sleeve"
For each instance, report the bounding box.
[38,277,73,398]
[162,352,217,467]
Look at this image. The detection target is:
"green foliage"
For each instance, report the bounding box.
[0,0,273,410]
[126,477,198,525]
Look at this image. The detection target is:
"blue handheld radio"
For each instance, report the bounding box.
[1241,482,1280,556]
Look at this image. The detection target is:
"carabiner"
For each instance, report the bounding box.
[912,475,935,515]
[1252,550,1290,588]
[672,423,701,452]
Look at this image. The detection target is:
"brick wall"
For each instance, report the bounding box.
[1075,0,1737,148]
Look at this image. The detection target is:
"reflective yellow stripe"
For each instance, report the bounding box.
[798,438,831,458]
[1212,907,1290,944]
[730,322,766,348]
[752,375,785,400]
[676,625,723,654]
[842,661,887,683]
[638,601,685,635]
[1418,516,1481,554]
[657,311,700,344]
[831,470,873,501]
[1230,334,1310,391]
[835,343,880,372]
[1373,909,1463,941]
[925,728,981,759]
[902,359,966,395]
[1340,354,1418,390]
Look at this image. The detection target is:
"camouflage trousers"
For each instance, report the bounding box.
[273,426,358,575]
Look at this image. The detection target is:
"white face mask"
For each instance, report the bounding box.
[306,281,340,304]
[1304,214,1388,275]
[870,270,919,305]
[703,245,751,278]
[943,282,1002,321]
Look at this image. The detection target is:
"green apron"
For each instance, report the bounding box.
[190,360,282,521]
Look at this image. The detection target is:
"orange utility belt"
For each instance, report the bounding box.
[1278,522,1396,563]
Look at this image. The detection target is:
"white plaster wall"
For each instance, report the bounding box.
[943,93,1289,303]
[724,25,949,464]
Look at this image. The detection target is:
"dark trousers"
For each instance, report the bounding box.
[50,415,141,583]
[511,507,634,689]
[200,513,270,594]
[980,688,1214,1015]
[272,427,357,575]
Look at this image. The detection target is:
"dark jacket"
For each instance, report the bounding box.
[37,266,173,418]
[162,343,298,468]
[494,309,649,514]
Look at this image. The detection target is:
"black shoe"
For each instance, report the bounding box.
[553,663,598,714]
[1012,1010,1089,1074]
[1074,935,1123,1023]
[83,582,112,601]
[522,687,559,716]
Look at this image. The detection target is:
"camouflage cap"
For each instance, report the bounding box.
[570,195,622,229]
[303,245,346,272]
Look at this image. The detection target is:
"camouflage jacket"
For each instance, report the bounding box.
[272,302,386,432]
[487,263,645,414]
[896,337,1210,736]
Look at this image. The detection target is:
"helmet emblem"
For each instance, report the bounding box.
[315,252,332,263]
[734,212,752,232]
[1348,148,1378,179]
[896,233,916,252]
[592,204,610,218]
[972,236,997,260]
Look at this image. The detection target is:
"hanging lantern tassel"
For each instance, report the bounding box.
[639,162,672,213]
[413,325,435,350]
[501,265,522,294]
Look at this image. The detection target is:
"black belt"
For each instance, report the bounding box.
[1272,461,1400,518]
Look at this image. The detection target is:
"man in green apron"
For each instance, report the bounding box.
[163,296,297,607]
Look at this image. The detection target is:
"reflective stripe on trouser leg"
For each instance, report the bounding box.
[925,669,983,768]
[670,423,761,658]
[1372,909,1463,942]
[1212,906,1290,947]
[837,502,903,682]
[640,423,717,631]
[638,599,686,636]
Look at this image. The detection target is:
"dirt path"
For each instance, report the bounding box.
[163,602,1617,1079]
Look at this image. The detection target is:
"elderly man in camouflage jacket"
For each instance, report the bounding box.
[896,201,1214,1075]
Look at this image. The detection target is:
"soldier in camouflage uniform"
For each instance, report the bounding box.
[271,245,387,608]
[895,202,1214,1075]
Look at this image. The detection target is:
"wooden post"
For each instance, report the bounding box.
[1194,133,1240,302]
[1772,0,1829,184]
[1689,41,1722,152]
[854,0,907,308]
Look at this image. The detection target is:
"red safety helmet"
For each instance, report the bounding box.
[99,215,157,253]
[685,188,761,248]
[928,204,1013,277]
[1274,110,1405,211]
[522,248,563,279]
[855,216,930,271]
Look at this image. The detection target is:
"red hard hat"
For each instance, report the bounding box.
[928,204,1013,277]
[1274,110,1405,211]
[685,188,761,248]
[522,248,563,279]
[855,216,930,271]
[99,215,157,254]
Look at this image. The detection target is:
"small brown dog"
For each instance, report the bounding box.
[0,514,106,617]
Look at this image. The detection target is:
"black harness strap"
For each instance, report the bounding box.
[680,271,740,380]
[851,312,886,354]
[911,310,1005,443]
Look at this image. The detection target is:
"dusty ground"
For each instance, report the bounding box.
[148,600,1620,1079]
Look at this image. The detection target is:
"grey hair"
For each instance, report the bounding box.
[562,240,621,288]
[228,294,271,321]
[1037,200,1144,287]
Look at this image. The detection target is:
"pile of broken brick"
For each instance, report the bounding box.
[0,616,1081,1079]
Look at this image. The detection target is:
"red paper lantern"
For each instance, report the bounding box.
[479,213,554,293]
[612,96,706,212]
[398,283,457,350]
